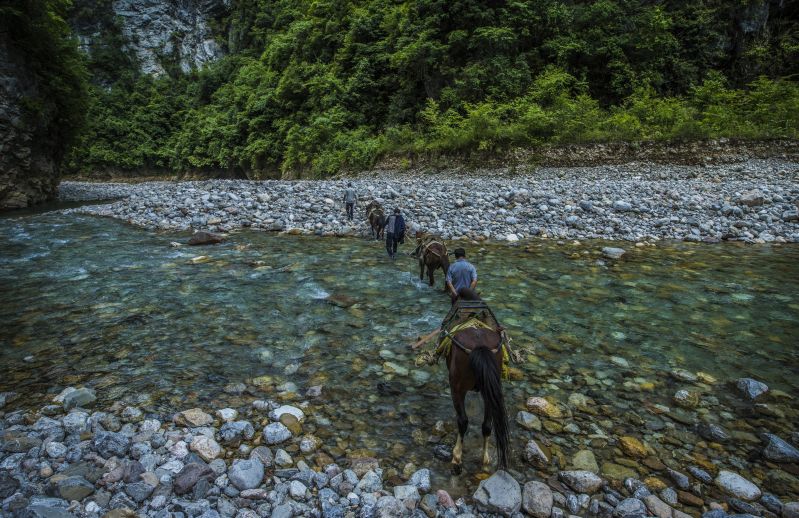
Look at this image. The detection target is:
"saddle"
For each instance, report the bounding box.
[439,299,504,354]
[415,233,446,258]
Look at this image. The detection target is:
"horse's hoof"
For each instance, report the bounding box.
[450,463,462,475]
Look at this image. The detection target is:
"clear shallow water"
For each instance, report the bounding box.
[1,212,799,497]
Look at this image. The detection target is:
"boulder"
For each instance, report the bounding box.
[228,458,264,490]
[762,434,799,463]
[472,470,521,516]
[56,476,94,501]
[187,231,225,245]
[522,481,553,518]
[602,247,626,260]
[735,378,769,400]
[263,422,292,445]
[716,470,761,501]
[190,435,221,461]
[614,498,646,517]
[62,388,96,410]
[173,462,214,495]
[175,408,214,427]
[739,190,765,207]
[558,470,604,494]
[524,439,549,468]
[92,431,130,458]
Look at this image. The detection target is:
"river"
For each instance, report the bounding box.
[1,210,798,497]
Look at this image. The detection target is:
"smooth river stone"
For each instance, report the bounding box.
[715,470,761,501]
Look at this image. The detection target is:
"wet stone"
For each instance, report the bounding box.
[614,498,646,518]
[524,439,549,467]
[522,481,553,518]
[263,423,292,445]
[473,470,521,516]
[174,462,214,495]
[735,378,769,401]
[92,431,130,458]
[228,458,265,491]
[697,423,730,443]
[56,476,94,501]
[762,434,799,463]
[716,470,762,501]
[559,471,604,494]
[62,388,96,410]
[667,468,690,490]
[571,450,599,473]
[687,466,713,484]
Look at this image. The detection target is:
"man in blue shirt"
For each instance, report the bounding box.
[446,248,477,303]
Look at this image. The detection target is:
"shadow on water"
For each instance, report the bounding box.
[1,211,798,497]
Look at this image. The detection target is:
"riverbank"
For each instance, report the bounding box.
[2,376,797,518]
[59,159,799,244]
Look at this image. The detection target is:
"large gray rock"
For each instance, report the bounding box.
[716,470,761,501]
[472,470,522,516]
[613,498,646,517]
[735,378,769,400]
[218,421,255,446]
[263,423,292,445]
[56,476,94,501]
[524,439,549,467]
[558,470,604,494]
[92,431,130,458]
[522,481,553,518]
[174,462,214,495]
[228,458,264,490]
[762,434,799,463]
[62,388,96,410]
[602,247,626,260]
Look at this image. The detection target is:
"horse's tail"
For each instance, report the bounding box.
[469,346,509,469]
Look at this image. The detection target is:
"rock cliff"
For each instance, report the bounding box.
[76,0,228,76]
[0,40,59,210]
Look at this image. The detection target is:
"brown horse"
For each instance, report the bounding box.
[414,232,450,290]
[445,288,509,472]
[365,201,386,240]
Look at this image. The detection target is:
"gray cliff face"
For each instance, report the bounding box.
[0,40,59,210]
[79,0,228,76]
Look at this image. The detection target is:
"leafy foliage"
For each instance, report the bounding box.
[66,0,799,177]
[1,0,88,157]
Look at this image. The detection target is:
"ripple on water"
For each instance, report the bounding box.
[1,214,799,498]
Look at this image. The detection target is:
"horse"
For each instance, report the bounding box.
[414,232,450,290]
[365,201,386,240]
[444,288,509,473]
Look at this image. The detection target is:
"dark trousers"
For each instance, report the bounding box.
[386,232,399,258]
[345,202,354,220]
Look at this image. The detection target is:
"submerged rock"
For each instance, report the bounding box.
[762,434,799,463]
[188,231,225,245]
[715,470,761,501]
[735,378,769,400]
[602,247,626,259]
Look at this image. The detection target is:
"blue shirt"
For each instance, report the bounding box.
[446,258,477,292]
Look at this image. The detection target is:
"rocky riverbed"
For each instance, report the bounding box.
[59,159,799,243]
[1,375,798,518]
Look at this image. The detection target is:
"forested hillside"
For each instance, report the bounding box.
[68,0,799,178]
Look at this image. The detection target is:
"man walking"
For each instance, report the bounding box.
[343,182,357,221]
[384,208,405,259]
[446,248,477,303]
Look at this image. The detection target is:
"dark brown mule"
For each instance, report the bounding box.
[365,201,386,240]
[414,232,450,290]
[445,288,509,472]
